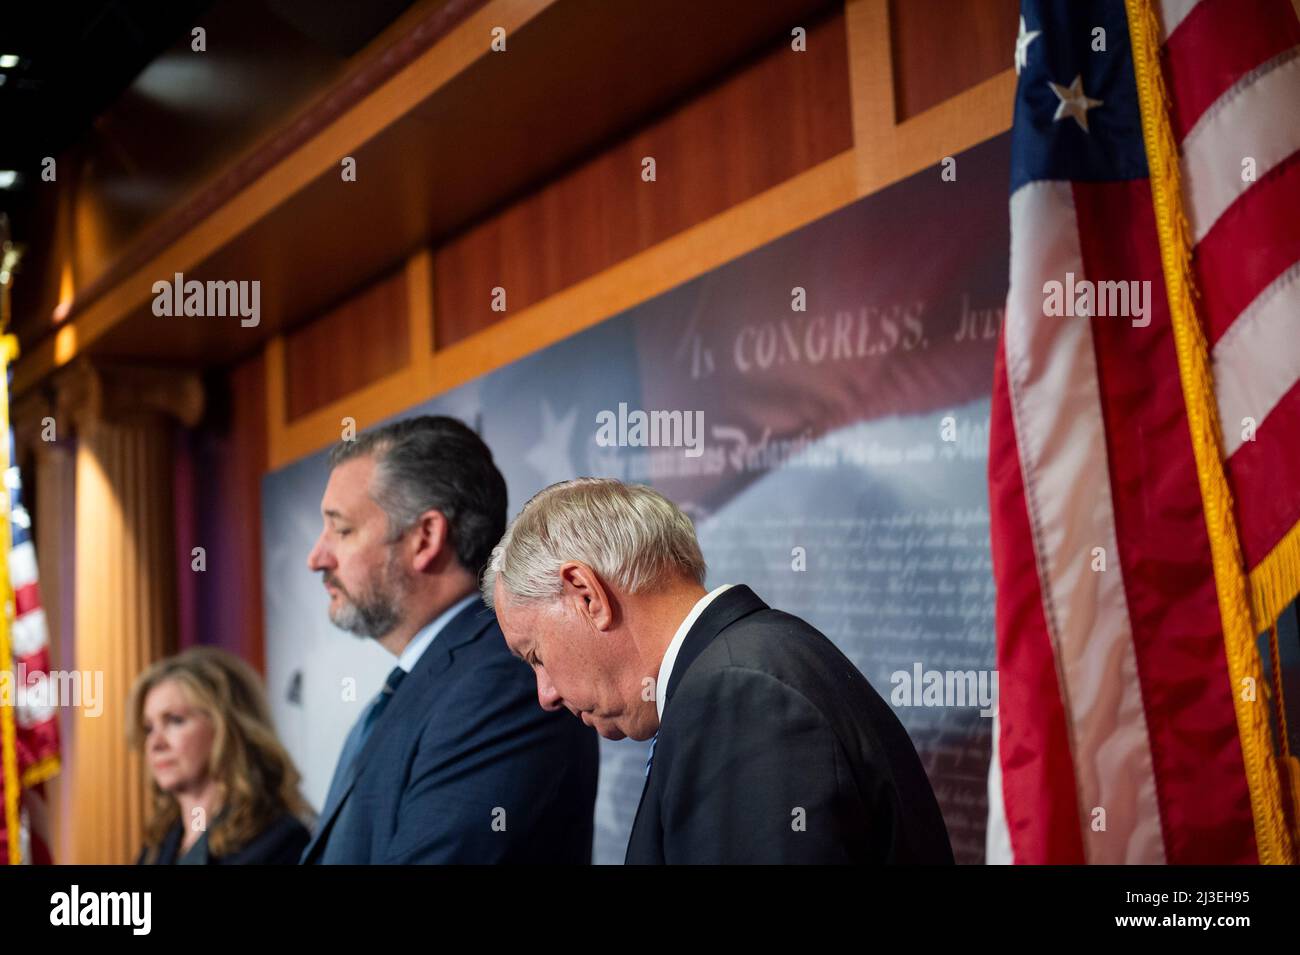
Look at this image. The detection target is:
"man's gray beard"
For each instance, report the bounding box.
[329,549,410,639]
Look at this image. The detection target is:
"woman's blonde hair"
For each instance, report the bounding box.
[127,647,309,860]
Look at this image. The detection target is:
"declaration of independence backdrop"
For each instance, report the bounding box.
[263,133,1011,864]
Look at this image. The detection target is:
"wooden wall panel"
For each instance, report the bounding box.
[889,0,1019,121]
[170,349,269,675]
[223,351,268,673]
[284,267,409,421]
[432,9,853,349]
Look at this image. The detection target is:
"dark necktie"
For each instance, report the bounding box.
[310,665,409,861]
[358,666,407,750]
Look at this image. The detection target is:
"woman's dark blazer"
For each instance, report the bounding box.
[136,811,310,865]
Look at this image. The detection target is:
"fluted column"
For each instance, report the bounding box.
[56,360,203,863]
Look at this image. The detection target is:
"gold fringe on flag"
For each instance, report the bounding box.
[21,754,59,788]
[1125,0,1297,862]
[1252,522,1300,632]
[0,330,20,864]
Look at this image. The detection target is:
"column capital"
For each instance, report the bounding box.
[11,387,62,457]
[53,358,204,433]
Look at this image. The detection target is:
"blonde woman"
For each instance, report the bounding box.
[129,647,311,864]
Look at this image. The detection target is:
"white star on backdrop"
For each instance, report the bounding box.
[524,400,578,485]
[1048,74,1103,132]
[1014,16,1040,75]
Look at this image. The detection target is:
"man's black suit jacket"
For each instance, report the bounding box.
[625,585,954,864]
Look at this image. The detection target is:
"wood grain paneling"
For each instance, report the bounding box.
[273,154,857,468]
[284,268,409,421]
[848,0,1015,198]
[179,350,269,671]
[889,0,1019,121]
[226,350,268,673]
[432,10,853,348]
[273,0,1020,466]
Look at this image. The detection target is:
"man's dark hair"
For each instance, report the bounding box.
[328,415,507,577]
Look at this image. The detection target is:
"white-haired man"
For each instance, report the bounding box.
[483,477,954,864]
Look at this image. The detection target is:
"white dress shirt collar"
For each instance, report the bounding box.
[396,592,480,673]
[655,584,733,721]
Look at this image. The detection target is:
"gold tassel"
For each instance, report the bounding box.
[1252,522,1300,632]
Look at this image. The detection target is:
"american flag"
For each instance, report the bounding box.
[0,384,61,864]
[986,0,1300,863]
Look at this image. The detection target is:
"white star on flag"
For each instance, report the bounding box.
[1048,74,1103,132]
[1014,16,1040,75]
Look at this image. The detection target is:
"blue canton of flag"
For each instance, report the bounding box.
[1011,0,1148,192]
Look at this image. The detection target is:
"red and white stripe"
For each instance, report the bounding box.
[1168,0,1300,572]
[10,538,53,733]
[989,0,1300,864]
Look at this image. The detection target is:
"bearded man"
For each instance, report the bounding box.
[299,416,598,864]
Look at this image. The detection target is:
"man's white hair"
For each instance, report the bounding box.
[481,478,706,608]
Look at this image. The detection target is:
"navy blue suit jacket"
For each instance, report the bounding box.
[301,598,599,864]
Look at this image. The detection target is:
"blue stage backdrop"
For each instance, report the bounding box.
[263,133,1012,864]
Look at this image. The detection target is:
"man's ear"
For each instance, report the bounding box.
[410,509,451,573]
[559,562,615,631]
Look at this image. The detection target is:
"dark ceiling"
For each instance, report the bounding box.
[0,0,421,332]
[0,1,216,176]
[4,0,844,385]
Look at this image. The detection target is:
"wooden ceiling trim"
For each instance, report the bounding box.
[264,1,1018,470]
[846,0,1014,201]
[267,150,857,468]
